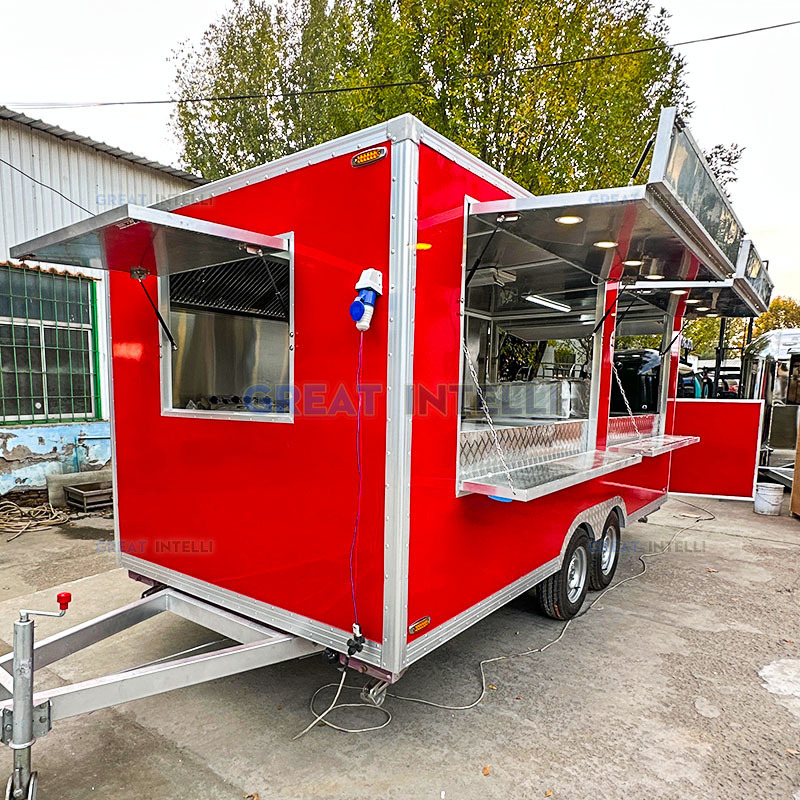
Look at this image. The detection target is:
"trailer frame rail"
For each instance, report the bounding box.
[0,588,320,799]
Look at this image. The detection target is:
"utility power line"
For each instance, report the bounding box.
[5,18,800,110]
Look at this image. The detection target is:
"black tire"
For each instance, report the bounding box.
[589,511,621,590]
[537,527,590,620]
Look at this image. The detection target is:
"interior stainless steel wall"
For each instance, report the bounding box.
[169,308,289,409]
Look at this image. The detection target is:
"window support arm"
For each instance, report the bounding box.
[130,269,178,351]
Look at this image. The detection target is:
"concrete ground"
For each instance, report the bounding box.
[0,497,798,800]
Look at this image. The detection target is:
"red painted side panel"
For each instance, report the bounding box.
[407,145,668,642]
[109,146,393,642]
[668,399,763,498]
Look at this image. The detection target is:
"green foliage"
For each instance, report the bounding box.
[754,296,800,338]
[172,0,688,189]
[616,334,661,350]
[681,298,800,361]
[680,317,746,360]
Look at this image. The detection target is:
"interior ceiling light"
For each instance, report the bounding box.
[555,215,583,225]
[644,273,665,281]
[697,306,710,312]
[707,313,720,318]
[593,240,617,249]
[524,294,571,313]
[623,259,643,267]
[685,298,701,304]
[670,289,688,296]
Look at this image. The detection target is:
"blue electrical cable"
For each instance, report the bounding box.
[349,331,365,626]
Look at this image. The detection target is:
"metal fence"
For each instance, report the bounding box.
[0,264,100,424]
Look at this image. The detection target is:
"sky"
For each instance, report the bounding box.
[1,0,798,296]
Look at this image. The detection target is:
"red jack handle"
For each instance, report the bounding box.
[57,592,72,611]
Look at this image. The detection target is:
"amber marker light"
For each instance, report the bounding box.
[351,147,388,167]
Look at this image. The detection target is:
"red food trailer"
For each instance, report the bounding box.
[2,106,771,798]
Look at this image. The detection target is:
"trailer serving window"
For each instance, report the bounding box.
[458,157,729,499]
[457,215,615,500]
[163,254,292,418]
[7,204,293,423]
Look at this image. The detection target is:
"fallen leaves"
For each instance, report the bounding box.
[786,748,799,756]
[246,794,260,800]
[706,568,718,573]
[482,766,491,776]
[488,685,497,691]
[545,791,554,797]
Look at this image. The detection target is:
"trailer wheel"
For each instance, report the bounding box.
[537,527,590,620]
[589,511,620,590]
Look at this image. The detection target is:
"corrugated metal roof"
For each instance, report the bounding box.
[0,106,206,185]
[1,109,205,260]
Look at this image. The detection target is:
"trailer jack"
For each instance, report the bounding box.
[0,588,322,798]
[2,593,71,800]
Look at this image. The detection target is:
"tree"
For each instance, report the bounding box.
[704,143,744,192]
[754,296,800,338]
[682,317,746,360]
[172,0,689,190]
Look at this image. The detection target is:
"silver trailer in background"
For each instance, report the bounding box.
[740,328,800,486]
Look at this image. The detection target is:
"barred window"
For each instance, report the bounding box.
[0,264,100,423]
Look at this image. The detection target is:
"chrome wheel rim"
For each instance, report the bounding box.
[566,546,587,603]
[600,526,617,575]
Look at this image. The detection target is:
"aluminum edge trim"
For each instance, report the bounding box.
[106,277,122,568]
[417,127,532,199]
[455,196,477,498]
[151,114,531,216]
[633,494,668,520]
[11,203,289,263]
[152,120,406,213]
[403,497,630,667]
[118,554,383,664]
[381,137,419,674]
[404,556,559,666]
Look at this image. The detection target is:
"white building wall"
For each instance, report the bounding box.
[0,115,194,257]
[0,114,199,493]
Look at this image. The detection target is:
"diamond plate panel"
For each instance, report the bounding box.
[459,420,589,481]
[607,414,658,445]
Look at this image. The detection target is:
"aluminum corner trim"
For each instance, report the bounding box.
[386,114,422,145]
[381,137,419,674]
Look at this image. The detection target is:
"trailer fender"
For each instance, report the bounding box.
[558,496,628,558]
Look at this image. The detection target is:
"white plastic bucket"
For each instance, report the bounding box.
[754,483,784,516]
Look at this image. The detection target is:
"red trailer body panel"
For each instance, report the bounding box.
[668,399,763,499]
[109,146,393,643]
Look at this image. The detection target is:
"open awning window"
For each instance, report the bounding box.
[621,240,772,318]
[466,107,771,329]
[10,204,290,275]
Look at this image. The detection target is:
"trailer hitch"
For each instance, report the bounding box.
[3,593,71,800]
